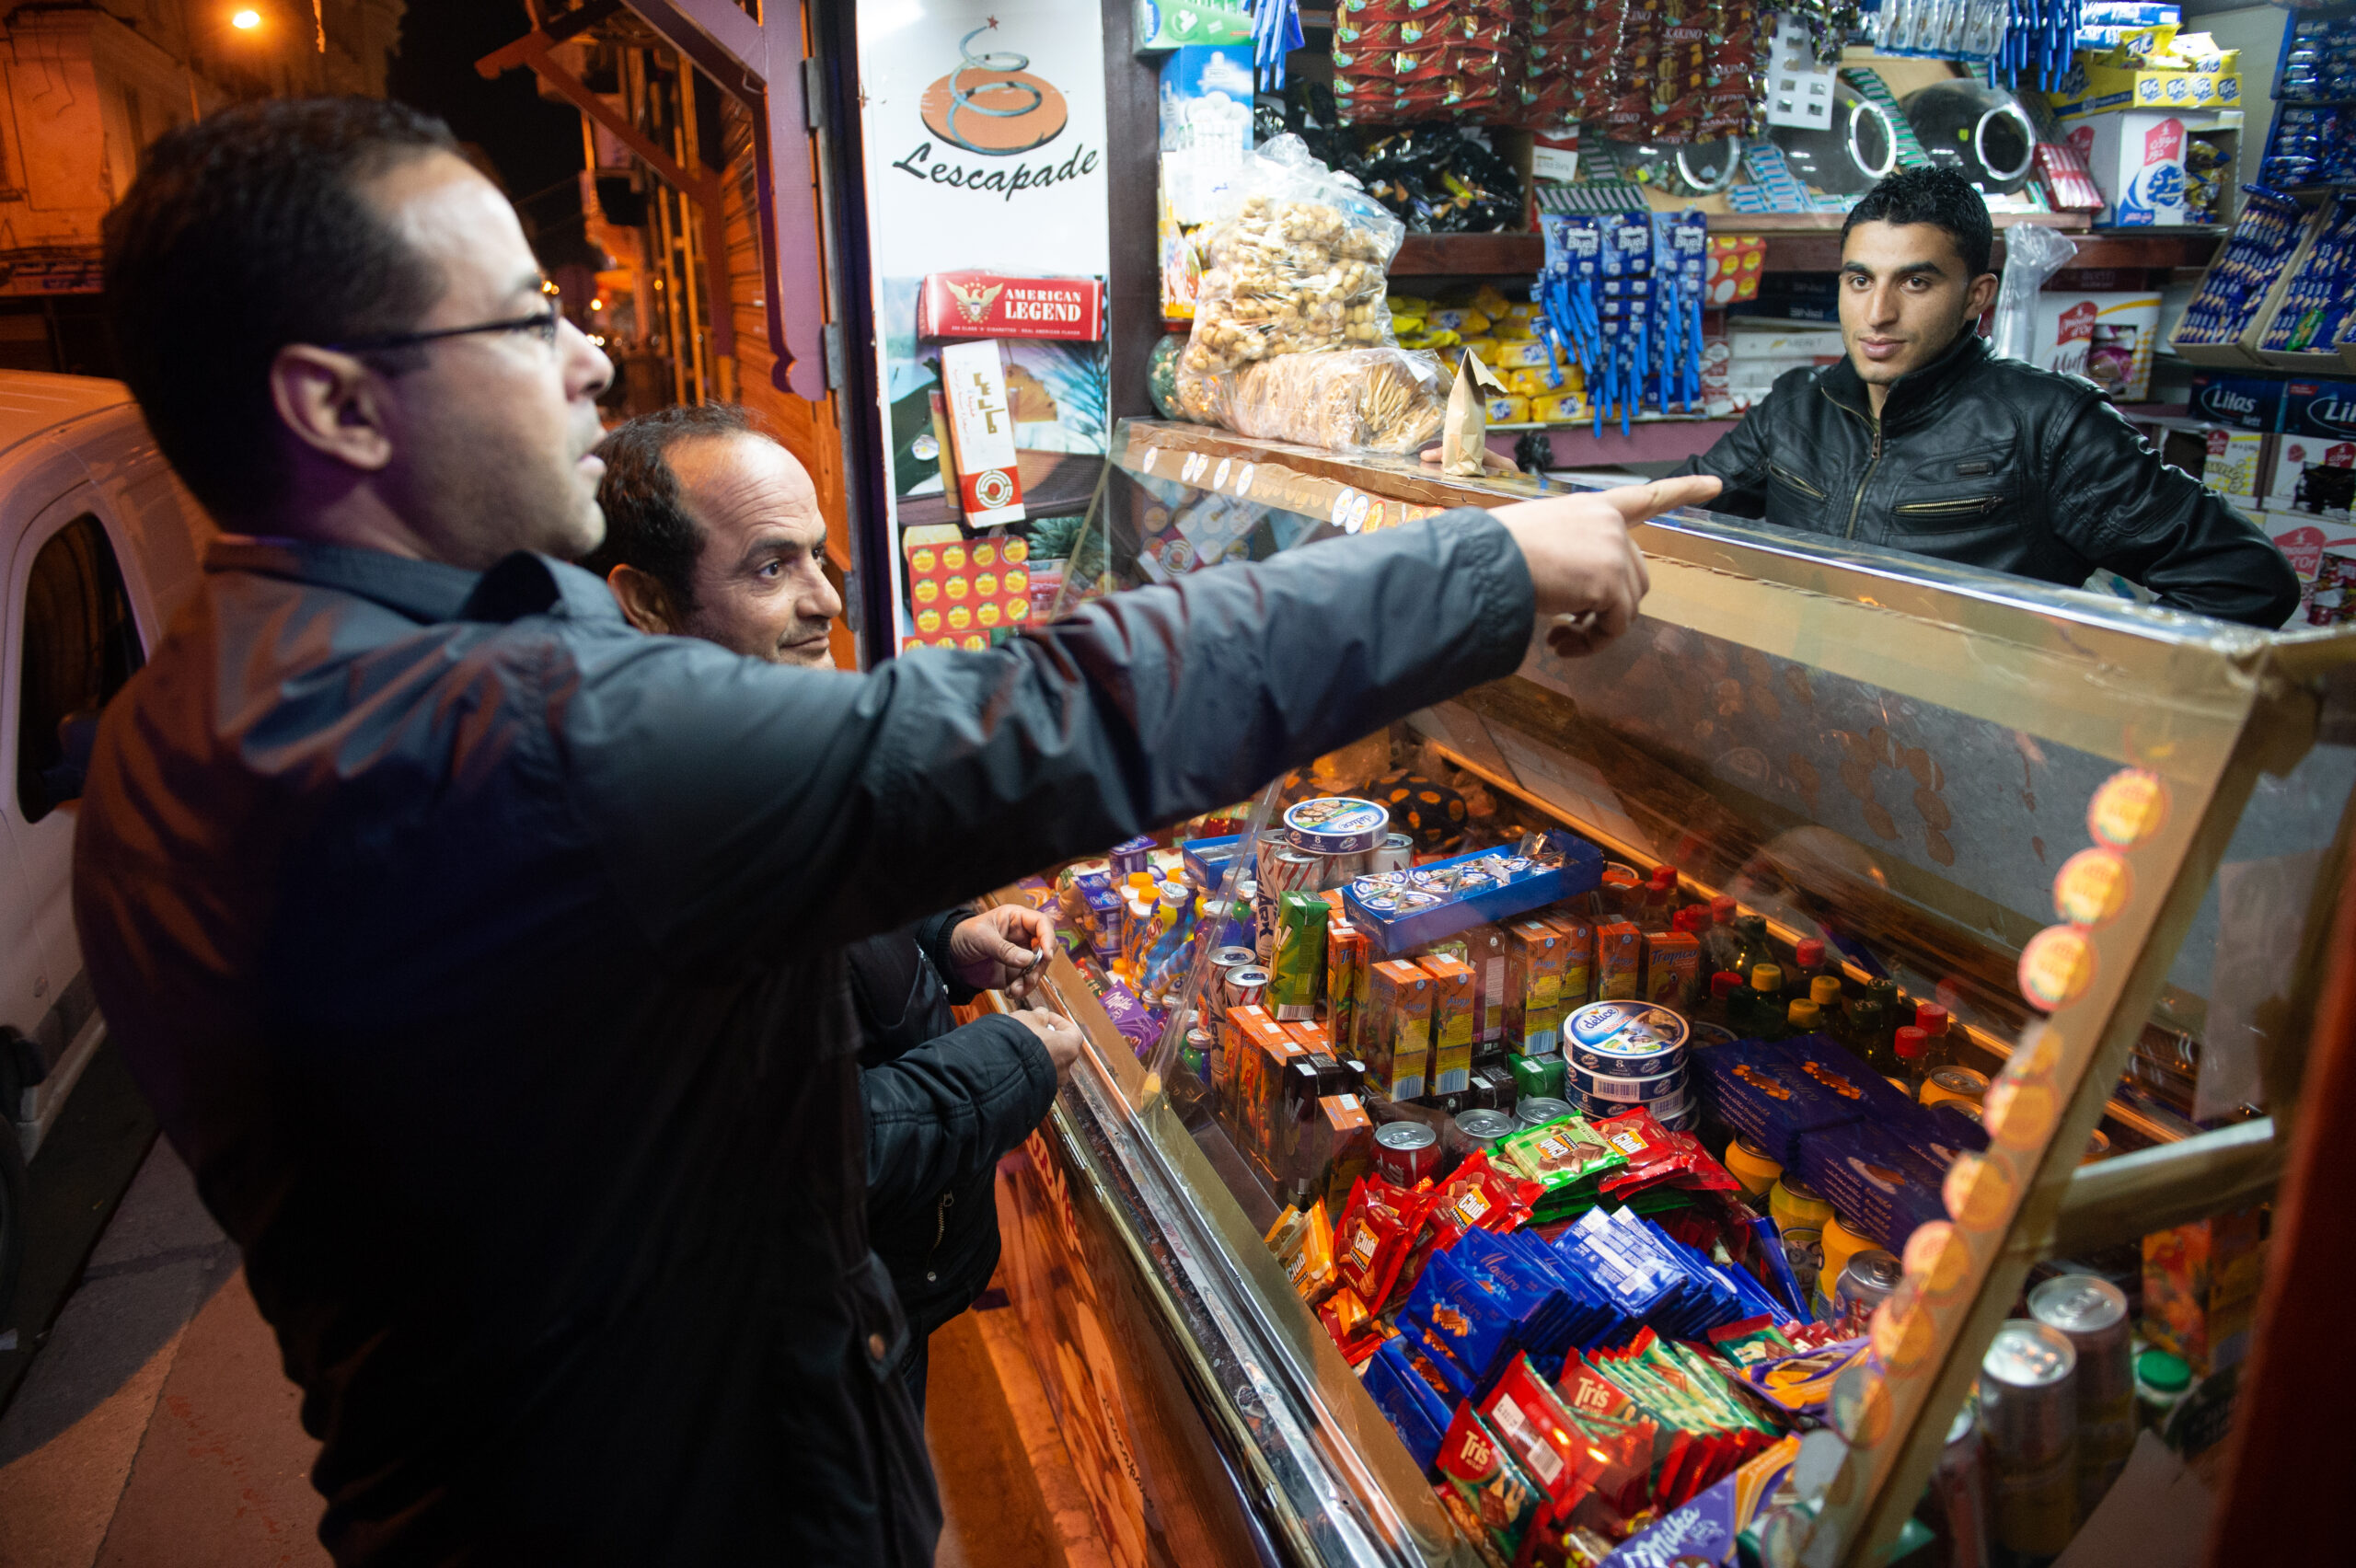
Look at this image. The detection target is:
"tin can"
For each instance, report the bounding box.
[1372,1121,1440,1187]
[1922,1065,1992,1110]
[1927,1400,1992,1568]
[1565,999,1690,1075]
[2028,1274,2133,1518]
[1565,1060,1687,1104]
[1109,835,1156,878]
[1450,1108,1517,1158]
[1283,796,1391,856]
[1770,1177,1834,1308]
[1514,1095,1575,1128]
[1724,1136,1782,1200]
[1657,1101,1702,1133]
[1368,832,1415,873]
[1980,1320,2079,1562]
[1833,1249,1901,1335]
[1223,965,1270,1014]
[1255,844,1322,957]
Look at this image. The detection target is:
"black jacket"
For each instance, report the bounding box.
[70,518,1531,1567]
[1676,331,2300,628]
[851,911,1053,1347]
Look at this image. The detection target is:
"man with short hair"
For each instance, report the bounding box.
[580,403,1068,1411]
[1678,166,2297,627]
[77,97,1712,1567]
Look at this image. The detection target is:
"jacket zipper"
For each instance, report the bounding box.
[1843,419,1882,540]
[924,1191,953,1283]
[1894,495,2000,516]
[1769,463,1825,500]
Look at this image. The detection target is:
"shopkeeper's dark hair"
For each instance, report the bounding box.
[103,97,459,525]
[1842,167,1995,279]
[579,403,762,615]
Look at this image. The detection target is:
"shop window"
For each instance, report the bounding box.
[17,515,142,824]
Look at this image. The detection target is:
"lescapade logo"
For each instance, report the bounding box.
[890,22,1099,201]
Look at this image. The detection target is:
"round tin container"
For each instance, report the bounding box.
[1565,1060,1688,1104]
[1567,1084,1690,1123]
[1565,1000,1691,1074]
[1368,832,1416,873]
[1657,1102,1702,1133]
[1687,1020,1738,1048]
[1372,1121,1440,1187]
[1514,1096,1575,1129]
[1283,796,1392,856]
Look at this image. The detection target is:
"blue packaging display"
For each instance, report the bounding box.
[1792,1121,1948,1257]
[1922,1101,1992,1163]
[1180,833,1242,889]
[1361,1338,1453,1473]
[1748,1212,1810,1320]
[1773,1034,1922,1124]
[1565,999,1691,1074]
[1108,835,1157,877]
[2279,375,2356,441]
[1343,836,1604,954]
[1566,1059,1689,1104]
[2177,187,2312,349]
[1283,796,1390,856]
[2187,371,2287,432]
[1690,1035,1868,1167]
[1687,1020,1738,1049]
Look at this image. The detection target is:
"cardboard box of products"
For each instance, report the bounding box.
[2030,291,2163,399]
[2062,110,2194,225]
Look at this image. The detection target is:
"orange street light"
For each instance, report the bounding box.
[231,8,261,29]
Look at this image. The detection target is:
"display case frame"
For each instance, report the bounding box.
[989,416,2356,1568]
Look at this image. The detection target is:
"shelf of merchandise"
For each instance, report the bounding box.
[1390,222,2227,279]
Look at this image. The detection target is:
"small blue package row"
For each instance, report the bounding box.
[2177,186,2313,347]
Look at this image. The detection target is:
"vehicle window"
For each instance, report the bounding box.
[18,514,142,824]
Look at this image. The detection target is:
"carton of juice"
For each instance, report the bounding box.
[1542,915,1595,1009]
[1644,930,1703,1011]
[1595,921,1643,1000]
[1327,921,1370,1059]
[1366,959,1436,1101]
[1420,954,1476,1096]
[1503,921,1570,1055]
[1459,922,1511,1059]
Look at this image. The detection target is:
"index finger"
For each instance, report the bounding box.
[1596,474,1721,525]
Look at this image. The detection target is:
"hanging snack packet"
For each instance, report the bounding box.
[1430,1151,1545,1246]
[1317,1283,1393,1365]
[1363,1336,1455,1471]
[1736,1336,1870,1420]
[1436,1404,1547,1561]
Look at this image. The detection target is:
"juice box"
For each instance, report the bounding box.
[1272,891,1330,1020]
[1503,920,1571,1054]
[1327,920,1370,1059]
[1248,1022,1306,1166]
[1299,1091,1376,1216]
[2143,1206,2268,1373]
[1366,959,1436,1101]
[1421,954,1477,1096]
[1222,1003,1276,1108]
[1459,922,1511,1058]
[1595,921,1643,1000]
[1231,1009,1298,1159]
[1544,916,1595,1009]
[1644,930,1702,1011]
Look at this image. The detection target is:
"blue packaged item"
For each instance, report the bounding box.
[1180,833,1242,889]
[1343,836,1603,955]
[1918,1101,1991,1165]
[1082,885,1123,958]
[2187,371,2286,432]
[1362,1337,1453,1473]
[1405,1249,1523,1389]
[1108,835,1157,877]
[1792,1121,1949,1257]
[1691,1035,1867,1167]
[1747,1213,1809,1321]
[1599,1434,1800,1567]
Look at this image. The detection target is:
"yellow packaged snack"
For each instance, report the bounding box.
[1427,306,1492,334]
[1491,315,1537,340]
[1399,328,1461,351]
[1471,284,1515,317]
[1388,294,1433,317]
[1390,313,1426,339]
[1490,340,1557,369]
[1500,299,1541,322]
[1458,336,1501,363]
[1485,395,1531,423]
[1287,1201,1338,1304]
[1504,366,1562,398]
[1532,391,1589,423]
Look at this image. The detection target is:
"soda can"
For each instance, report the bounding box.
[1922,1065,1991,1110]
[1372,1121,1440,1187]
[1927,1400,1992,1568]
[1514,1095,1575,1128]
[1223,965,1271,1015]
[1449,1108,1518,1158]
[1368,832,1416,873]
[1833,1249,1901,1335]
[1980,1320,2079,1562]
[2028,1274,2133,1517]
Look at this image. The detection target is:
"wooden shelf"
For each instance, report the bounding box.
[1389,220,2224,280]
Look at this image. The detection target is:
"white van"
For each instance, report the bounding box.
[0,372,212,1311]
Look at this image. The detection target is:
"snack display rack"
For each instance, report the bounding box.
[977,416,2356,1567]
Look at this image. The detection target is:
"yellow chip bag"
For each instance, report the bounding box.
[1532,392,1588,423]
[1485,395,1531,423]
[1427,306,1492,334]
[1491,340,1556,369]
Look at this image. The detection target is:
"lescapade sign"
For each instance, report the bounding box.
[890,139,1101,201]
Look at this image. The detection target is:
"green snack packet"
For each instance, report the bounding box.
[1497,1115,1625,1193]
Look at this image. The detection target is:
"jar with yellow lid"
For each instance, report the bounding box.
[1724,1136,1782,1200]
[1770,1176,1834,1309]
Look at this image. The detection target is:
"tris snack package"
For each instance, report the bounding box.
[1367,959,1437,1101]
[1435,1404,1546,1562]
[1421,952,1477,1095]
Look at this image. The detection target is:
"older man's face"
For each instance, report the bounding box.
[668,432,839,666]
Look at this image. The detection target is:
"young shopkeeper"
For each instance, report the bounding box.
[1676,167,2300,628]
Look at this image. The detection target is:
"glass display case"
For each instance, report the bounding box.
[980,417,2356,1568]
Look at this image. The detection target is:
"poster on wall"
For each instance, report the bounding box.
[857,1,1112,651]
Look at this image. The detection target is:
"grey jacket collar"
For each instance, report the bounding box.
[203,536,624,628]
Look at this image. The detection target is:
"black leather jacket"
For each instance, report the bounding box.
[1676,331,2300,628]
[71,518,1531,1567]
[851,912,1052,1351]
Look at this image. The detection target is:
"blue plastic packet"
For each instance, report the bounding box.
[1363,1336,1453,1471]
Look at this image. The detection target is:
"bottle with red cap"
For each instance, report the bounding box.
[1706,969,1746,1032]
[1703,895,1741,976]
[1893,1024,1930,1097]
[1640,864,1680,934]
[1915,1002,1954,1077]
[1792,937,1830,997]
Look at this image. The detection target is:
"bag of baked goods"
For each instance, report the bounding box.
[1207,348,1449,454]
[1175,134,1406,436]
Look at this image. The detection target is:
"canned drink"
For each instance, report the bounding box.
[1255,844,1322,956]
[1514,1095,1575,1128]
[1223,965,1271,1014]
[1450,1108,1517,1157]
[1372,1121,1440,1187]
[1368,832,1415,873]
[1981,1320,2079,1562]
[1928,1401,1992,1568]
[1833,1249,1901,1335]
[1923,1065,1992,1110]
[2028,1274,2133,1517]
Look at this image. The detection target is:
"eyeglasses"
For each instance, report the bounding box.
[327,282,565,354]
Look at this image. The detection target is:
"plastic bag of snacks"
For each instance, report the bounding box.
[1200,347,1449,453]
[1177,134,1403,386]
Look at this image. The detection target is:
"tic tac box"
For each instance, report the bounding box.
[1690,1036,1868,1168]
[2029,292,2163,400]
[2062,110,2193,226]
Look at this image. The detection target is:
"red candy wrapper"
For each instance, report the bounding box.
[1334,1175,1438,1311]
[1316,1284,1393,1366]
[1429,1151,1544,1247]
[1594,1107,1740,1202]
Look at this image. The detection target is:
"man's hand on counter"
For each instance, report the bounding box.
[951,905,1058,1001]
[1493,476,1722,658]
[1011,1009,1084,1087]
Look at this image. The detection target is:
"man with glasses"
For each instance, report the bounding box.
[78,98,1715,1566]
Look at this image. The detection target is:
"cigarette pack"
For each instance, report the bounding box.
[1247,1023,1306,1166]
[1366,959,1436,1102]
[1595,921,1643,1000]
[1503,920,1572,1055]
[1421,954,1477,1096]
[937,339,1027,525]
[1643,930,1702,1010]
[1296,1091,1376,1216]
